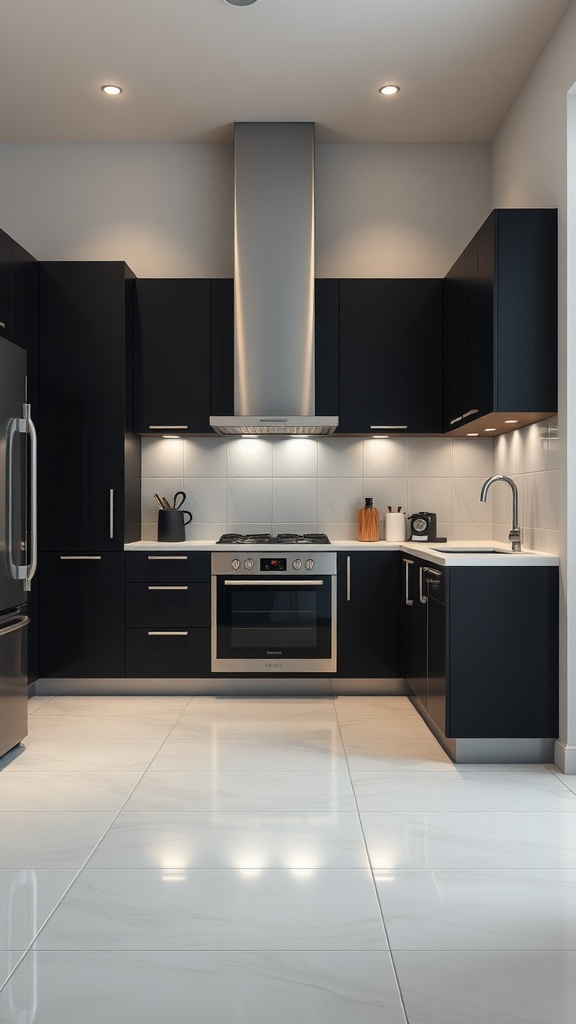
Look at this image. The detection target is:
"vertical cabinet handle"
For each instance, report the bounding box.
[346,556,351,602]
[109,489,114,539]
[419,565,427,605]
[403,558,414,606]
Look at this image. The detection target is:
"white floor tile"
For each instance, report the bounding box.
[376,868,576,950]
[124,770,357,813]
[29,696,192,718]
[86,811,369,870]
[0,813,117,869]
[33,868,388,950]
[181,697,338,720]
[394,950,576,1024]
[351,769,576,813]
[0,772,142,813]
[0,950,406,1023]
[149,729,348,771]
[0,951,24,991]
[361,811,576,870]
[2,736,168,772]
[0,869,77,949]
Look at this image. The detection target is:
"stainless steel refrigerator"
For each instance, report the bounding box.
[0,336,37,759]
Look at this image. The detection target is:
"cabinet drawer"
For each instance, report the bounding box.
[125,627,210,677]
[125,551,210,583]
[125,582,210,627]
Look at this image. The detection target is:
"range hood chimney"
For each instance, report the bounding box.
[210,122,338,436]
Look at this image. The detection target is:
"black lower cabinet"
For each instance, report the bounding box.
[401,562,558,739]
[337,552,400,677]
[125,552,211,677]
[38,553,125,677]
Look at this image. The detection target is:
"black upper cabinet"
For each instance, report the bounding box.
[337,279,443,434]
[135,279,212,434]
[443,209,558,434]
[38,262,141,551]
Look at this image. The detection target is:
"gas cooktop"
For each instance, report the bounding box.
[217,533,331,545]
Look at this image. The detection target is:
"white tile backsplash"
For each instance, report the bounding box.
[140,429,556,547]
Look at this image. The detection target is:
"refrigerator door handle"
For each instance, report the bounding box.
[23,403,38,591]
[6,403,37,590]
[0,614,30,638]
[5,416,27,582]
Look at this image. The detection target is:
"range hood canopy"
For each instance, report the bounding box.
[210,122,338,436]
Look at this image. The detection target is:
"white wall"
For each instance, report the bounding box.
[0,141,490,278]
[491,0,576,769]
[141,435,494,543]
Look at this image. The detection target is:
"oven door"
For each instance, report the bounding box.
[212,574,336,673]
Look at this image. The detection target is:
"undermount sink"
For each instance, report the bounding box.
[432,547,514,554]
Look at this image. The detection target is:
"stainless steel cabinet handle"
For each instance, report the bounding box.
[147,555,188,560]
[148,425,188,430]
[147,585,189,591]
[462,408,479,419]
[0,320,5,329]
[346,555,351,602]
[0,614,30,638]
[147,630,188,636]
[224,579,324,587]
[60,555,102,560]
[370,424,408,430]
[424,566,442,578]
[419,565,427,604]
[109,489,114,539]
[403,558,414,606]
[449,415,463,425]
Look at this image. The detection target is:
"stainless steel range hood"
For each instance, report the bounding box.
[210,122,338,436]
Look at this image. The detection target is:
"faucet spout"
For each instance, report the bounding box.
[480,474,521,551]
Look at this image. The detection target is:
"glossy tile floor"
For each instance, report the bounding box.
[1,695,576,1022]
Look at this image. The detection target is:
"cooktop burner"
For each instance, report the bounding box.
[217,533,331,545]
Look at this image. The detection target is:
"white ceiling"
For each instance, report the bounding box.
[1,0,572,144]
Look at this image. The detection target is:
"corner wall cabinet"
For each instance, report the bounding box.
[443,208,557,435]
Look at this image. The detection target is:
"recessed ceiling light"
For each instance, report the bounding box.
[484,428,497,432]
[504,419,519,424]
[379,84,400,96]
[101,84,122,96]
[466,432,479,436]
[223,0,258,5]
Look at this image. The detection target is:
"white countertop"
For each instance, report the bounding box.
[125,538,558,566]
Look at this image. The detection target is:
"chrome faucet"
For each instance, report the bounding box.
[480,474,521,551]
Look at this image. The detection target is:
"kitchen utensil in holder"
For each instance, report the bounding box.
[157,509,192,542]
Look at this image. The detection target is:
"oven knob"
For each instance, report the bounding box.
[292,558,303,570]
[244,558,254,570]
[305,558,315,570]
[231,558,241,571]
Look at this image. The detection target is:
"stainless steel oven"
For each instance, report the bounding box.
[211,550,337,673]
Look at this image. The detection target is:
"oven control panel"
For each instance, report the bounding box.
[211,551,336,576]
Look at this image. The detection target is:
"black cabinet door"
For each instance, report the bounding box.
[126,627,211,677]
[38,262,137,551]
[444,209,557,433]
[338,280,443,434]
[0,230,11,339]
[447,566,558,738]
[38,553,125,677]
[337,552,400,677]
[400,556,427,704]
[425,568,447,732]
[135,279,211,434]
